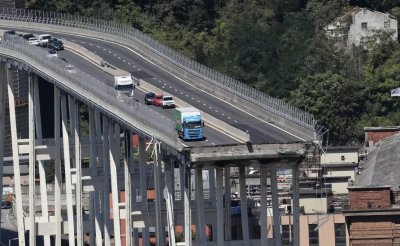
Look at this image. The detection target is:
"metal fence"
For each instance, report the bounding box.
[0,35,179,149]
[0,7,317,133]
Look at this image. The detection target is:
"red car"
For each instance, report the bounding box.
[153,94,163,106]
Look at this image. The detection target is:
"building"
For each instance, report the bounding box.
[325,7,398,48]
[343,133,400,245]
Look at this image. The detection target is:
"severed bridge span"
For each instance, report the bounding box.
[0,8,319,246]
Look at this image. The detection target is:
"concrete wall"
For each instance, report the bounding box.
[348,9,398,46]
[300,197,328,214]
[321,151,358,164]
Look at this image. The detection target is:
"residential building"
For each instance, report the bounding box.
[344,133,400,245]
[325,7,398,48]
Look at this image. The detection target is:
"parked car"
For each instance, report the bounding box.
[153,94,163,106]
[47,49,58,58]
[48,38,64,51]
[23,33,35,40]
[1,201,11,209]
[162,95,176,108]
[144,92,156,105]
[28,37,39,46]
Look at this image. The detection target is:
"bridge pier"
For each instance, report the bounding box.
[0,58,5,242]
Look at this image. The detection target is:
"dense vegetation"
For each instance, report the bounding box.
[25,0,400,145]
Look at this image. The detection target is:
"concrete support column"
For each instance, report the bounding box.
[154,142,164,246]
[239,166,250,245]
[102,117,111,245]
[216,167,224,246]
[195,167,206,244]
[165,159,176,246]
[0,62,5,241]
[35,77,51,246]
[110,123,122,246]
[292,164,300,246]
[94,109,103,245]
[208,167,216,207]
[271,167,282,246]
[138,136,150,246]
[224,167,231,241]
[124,130,133,246]
[54,86,62,246]
[184,164,192,246]
[28,71,36,246]
[61,94,75,246]
[73,99,83,246]
[260,165,269,246]
[6,64,25,245]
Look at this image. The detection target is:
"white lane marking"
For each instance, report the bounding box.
[80,41,85,44]
[174,89,178,92]
[128,63,131,65]
[180,142,188,147]
[164,83,167,86]
[71,39,76,42]
[215,110,218,112]
[118,57,121,59]
[221,113,225,116]
[206,139,209,142]
[96,45,100,48]
[185,95,189,97]
[132,65,135,68]
[169,86,172,89]
[158,80,162,83]
[180,92,184,94]
[122,60,126,62]
[234,120,238,123]
[209,107,212,109]
[89,43,93,46]
[212,142,216,145]
[203,103,206,106]
[197,100,200,103]
[227,117,231,120]
[103,48,106,51]
[153,78,157,80]
[137,68,141,70]
[191,97,195,100]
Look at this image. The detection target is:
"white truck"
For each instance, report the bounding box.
[113,72,135,97]
[37,34,52,47]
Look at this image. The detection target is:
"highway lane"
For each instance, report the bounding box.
[56,49,238,147]
[12,28,303,144]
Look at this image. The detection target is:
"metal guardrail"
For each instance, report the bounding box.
[0,8,317,137]
[0,36,179,149]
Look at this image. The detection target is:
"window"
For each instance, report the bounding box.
[384,20,390,28]
[361,22,368,29]
[282,225,293,246]
[309,224,319,246]
[335,223,346,246]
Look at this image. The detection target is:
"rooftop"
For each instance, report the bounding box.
[358,134,400,189]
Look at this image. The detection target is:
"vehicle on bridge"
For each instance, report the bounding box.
[173,107,205,141]
[47,49,58,58]
[114,73,135,97]
[144,92,156,105]
[27,37,39,46]
[38,34,52,47]
[153,94,163,106]
[162,95,176,109]
[48,38,64,51]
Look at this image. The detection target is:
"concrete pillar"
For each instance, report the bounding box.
[28,72,36,246]
[208,167,216,207]
[124,130,133,246]
[54,86,62,246]
[0,62,5,241]
[195,167,206,244]
[224,167,231,240]
[110,123,122,246]
[260,165,269,246]
[102,117,111,245]
[35,76,51,246]
[239,166,249,245]
[94,109,103,245]
[165,159,176,246]
[216,167,224,246]
[73,100,83,246]
[61,94,75,246]
[184,164,192,246]
[271,167,282,246]
[292,164,300,246]
[6,64,25,245]
[138,136,150,246]
[89,107,98,245]
[154,142,164,246]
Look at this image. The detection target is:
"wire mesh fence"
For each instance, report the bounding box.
[0,7,317,134]
[0,35,179,148]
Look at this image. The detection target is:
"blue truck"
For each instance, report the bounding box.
[173,107,204,141]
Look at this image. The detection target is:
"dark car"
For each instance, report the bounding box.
[48,38,64,51]
[23,33,35,40]
[4,30,16,35]
[1,201,11,209]
[144,92,156,105]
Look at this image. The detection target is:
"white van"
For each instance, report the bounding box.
[37,34,52,47]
